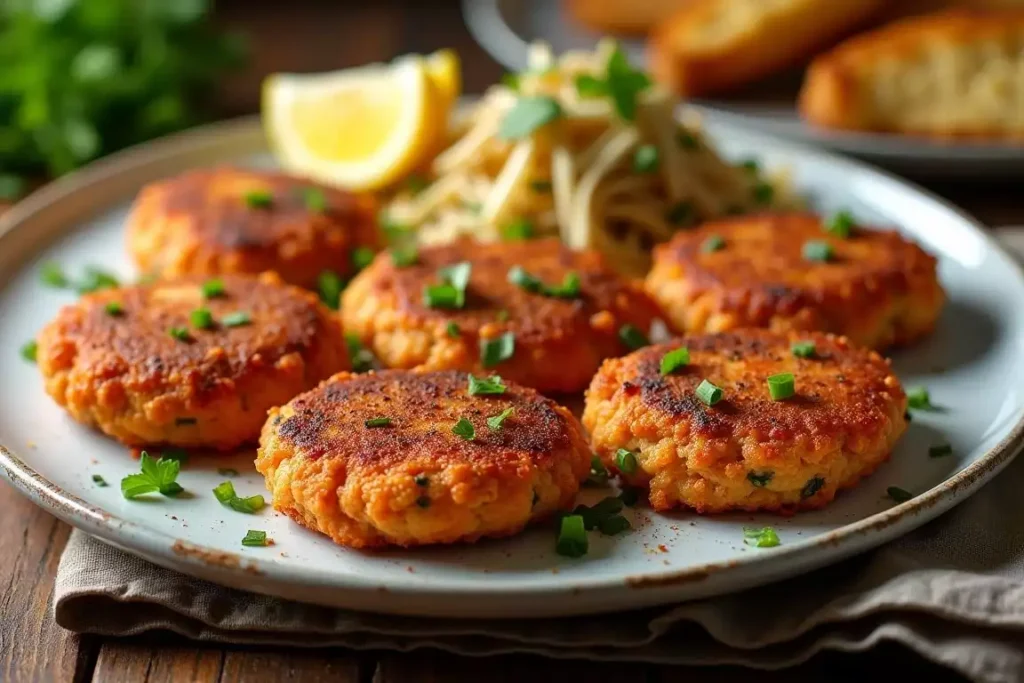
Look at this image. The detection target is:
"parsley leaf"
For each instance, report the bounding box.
[498,96,563,140]
[486,407,515,431]
[452,417,475,441]
[467,374,507,396]
[121,451,183,500]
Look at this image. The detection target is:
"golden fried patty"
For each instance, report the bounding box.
[256,370,592,548]
[342,238,664,393]
[36,273,347,450]
[645,212,944,349]
[126,167,379,289]
[583,329,907,513]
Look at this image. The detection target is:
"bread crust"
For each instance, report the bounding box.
[564,0,692,34]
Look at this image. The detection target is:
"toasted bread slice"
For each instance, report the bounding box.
[649,0,883,97]
[799,10,1024,139]
[564,0,692,34]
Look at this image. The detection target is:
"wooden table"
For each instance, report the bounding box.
[1,2,1019,680]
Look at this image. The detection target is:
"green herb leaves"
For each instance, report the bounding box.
[317,270,344,310]
[791,341,816,358]
[201,278,226,299]
[121,451,183,500]
[907,387,934,411]
[618,324,648,350]
[486,407,515,431]
[659,347,690,375]
[498,96,563,140]
[802,241,834,263]
[573,44,652,121]
[424,262,472,309]
[467,374,507,396]
[452,417,476,441]
[507,266,581,298]
[242,530,269,547]
[743,526,780,548]
[480,332,515,368]
[21,340,38,362]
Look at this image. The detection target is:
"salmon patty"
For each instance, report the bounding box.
[583,329,907,513]
[342,238,663,393]
[36,273,347,450]
[645,212,944,350]
[126,167,379,289]
[256,370,592,548]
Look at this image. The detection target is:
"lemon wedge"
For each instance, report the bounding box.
[263,51,458,191]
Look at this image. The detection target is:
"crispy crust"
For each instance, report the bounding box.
[644,212,944,350]
[126,167,380,289]
[564,0,694,34]
[583,330,907,513]
[341,238,664,393]
[256,370,592,548]
[649,0,882,97]
[35,273,348,450]
[799,10,1024,139]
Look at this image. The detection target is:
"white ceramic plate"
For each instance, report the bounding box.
[2,117,1024,619]
[462,0,1024,178]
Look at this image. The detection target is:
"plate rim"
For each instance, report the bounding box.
[2,115,1024,617]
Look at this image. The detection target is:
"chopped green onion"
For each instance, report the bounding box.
[618,324,648,351]
[507,266,580,298]
[929,443,953,458]
[747,471,773,488]
[743,526,780,548]
[92,474,108,487]
[498,96,563,140]
[633,144,659,173]
[501,218,534,241]
[425,262,472,309]
[212,481,236,504]
[599,514,631,536]
[391,244,419,267]
[615,448,638,474]
[826,210,855,238]
[907,387,933,410]
[317,270,344,310]
[767,373,795,401]
[222,311,251,327]
[345,333,375,373]
[695,379,723,406]
[573,497,624,530]
[301,187,327,213]
[753,182,774,205]
[586,456,609,486]
[803,241,834,262]
[190,307,213,329]
[76,267,119,294]
[365,417,391,428]
[40,262,69,288]
[243,190,273,208]
[121,451,183,500]
[791,341,816,358]
[352,246,375,272]
[201,278,226,299]
[665,201,693,226]
[21,340,37,362]
[213,480,265,513]
[659,347,690,375]
[104,301,124,317]
[452,417,475,441]
[555,515,588,558]
[486,407,515,431]
[446,321,461,338]
[887,486,913,503]
[480,332,515,368]
[801,476,825,499]
[468,374,507,396]
[701,235,725,253]
[168,326,190,341]
[241,530,268,547]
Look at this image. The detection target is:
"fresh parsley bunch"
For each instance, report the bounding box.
[0,0,245,198]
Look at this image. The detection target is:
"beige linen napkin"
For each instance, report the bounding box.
[54,233,1024,683]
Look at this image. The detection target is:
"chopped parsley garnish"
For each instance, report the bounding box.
[907,387,934,410]
[317,270,344,310]
[802,240,834,262]
[887,486,913,503]
[633,144,659,173]
[752,182,774,205]
[452,417,475,441]
[241,530,268,547]
[446,321,461,338]
[201,278,226,299]
[929,443,953,458]
[190,307,214,329]
[659,347,690,375]
[572,496,626,533]
[92,474,108,487]
[574,74,607,98]
[556,514,588,558]
[747,471,773,488]
[791,341,816,358]
[40,262,69,288]
[104,301,124,317]
[743,526,780,548]
[507,266,580,298]
[121,451,184,499]
[365,417,392,428]
[467,374,507,396]
[345,333,375,373]
[301,187,327,213]
[767,373,795,401]
[618,324,648,350]
[168,326,190,341]
[498,95,563,140]
[212,480,266,514]
[222,311,251,328]
[217,468,239,477]
[801,476,825,499]
[480,332,515,368]
[614,448,638,474]
[21,340,37,362]
[76,267,119,294]
[665,201,693,226]
[424,262,472,309]
[501,218,534,241]
[243,190,273,209]
[585,456,609,486]
[603,44,652,121]
[696,379,723,406]
[352,246,375,272]
[826,210,855,238]
[486,407,515,431]
[701,235,725,253]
